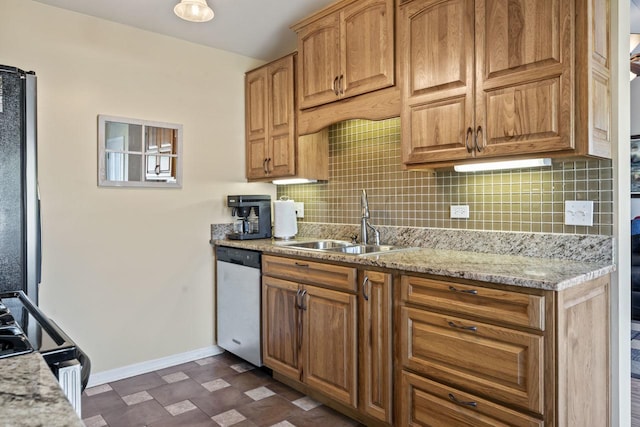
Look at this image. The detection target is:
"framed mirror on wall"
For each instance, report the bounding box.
[98,115,183,188]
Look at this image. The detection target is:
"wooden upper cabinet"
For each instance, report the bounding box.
[293,0,395,110]
[400,0,475,164]
[400,0,611,168]
[296,13,342,109]
[476,0,573,158]
[245,54,296,180]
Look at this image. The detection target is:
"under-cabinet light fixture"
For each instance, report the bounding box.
[453,158,552,173]
[174,0,214,22]
[272,178,318,185]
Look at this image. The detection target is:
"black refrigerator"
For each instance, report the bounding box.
[0,65,41,303]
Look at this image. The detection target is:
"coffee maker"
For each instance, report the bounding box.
[226,195,272,240]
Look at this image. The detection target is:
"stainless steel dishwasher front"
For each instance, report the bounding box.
[215,246,262,366]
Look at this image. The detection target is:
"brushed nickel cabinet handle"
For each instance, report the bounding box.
[465,127,473,153]
[474,126,484,152]
[267,158,272,173]
[448,321,477,332]
[294,262,309,268]
[333,76,339,95]
[300,289,307,311]
[362,276,370,301]
[448,285,478,295]
[448,393,478,408]
[295,289,302,309]
[339,74,344,95]
[263,158,268,174]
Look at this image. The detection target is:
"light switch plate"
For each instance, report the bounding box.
[564,200,594,226]
[294,202,304,218]
[450,205,470,219]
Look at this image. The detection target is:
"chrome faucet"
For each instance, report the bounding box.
[360,189,380,245]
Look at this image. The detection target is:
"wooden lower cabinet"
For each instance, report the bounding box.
[360,270,393,424]
[262,276,301,380]
[261,256,358,409]
[398,273,610,426]
[303,284,358,408]
[262,256,394,426]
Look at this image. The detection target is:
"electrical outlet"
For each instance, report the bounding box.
[450,205,470,219]
[564,200,594,226]
[294,202,304,218]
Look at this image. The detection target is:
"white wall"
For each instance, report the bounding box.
[0,0,275,373]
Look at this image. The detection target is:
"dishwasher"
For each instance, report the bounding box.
[215,246,262,366]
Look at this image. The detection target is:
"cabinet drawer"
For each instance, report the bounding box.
[401,275,545,331]
[263,255,357,292]
[399,371,543,427]
[400,307,544,414]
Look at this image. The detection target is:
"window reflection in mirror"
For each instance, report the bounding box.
[98,115,182,188]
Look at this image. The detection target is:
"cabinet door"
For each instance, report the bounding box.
[297,12,341,109]
[341,0,394,99]
[262,276,301,381]
[245,68,269,179]
[359,271,393,423]
[475,0,573,156]
[266,55,296,177]
[303,285,358,408]
[400,0,475,165]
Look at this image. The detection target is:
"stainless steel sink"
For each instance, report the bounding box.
[328,244,410,255]
[281,240,411,256]
[281,240,352,251]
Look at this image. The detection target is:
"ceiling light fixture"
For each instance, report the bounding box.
[453,158,552,173]
[174,0,214,23]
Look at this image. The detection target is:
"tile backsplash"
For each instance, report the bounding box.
[277,118,613,236]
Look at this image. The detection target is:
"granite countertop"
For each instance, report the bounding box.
[0,352,83,427]
[212,238,615,291]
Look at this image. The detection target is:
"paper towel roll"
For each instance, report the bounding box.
[273,199,297,239]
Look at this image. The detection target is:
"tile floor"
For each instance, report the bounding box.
[81,352,364,427]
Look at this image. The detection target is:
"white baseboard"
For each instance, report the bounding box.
[86,345,224,388]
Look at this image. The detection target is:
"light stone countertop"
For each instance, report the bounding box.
[0,352,83,427]
[213,238,615,291]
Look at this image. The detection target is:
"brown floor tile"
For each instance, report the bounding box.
[147,377,212,406]
[287,405,364,427]
[155,361,200,377]
[222,368,275,392]
[81,390,127,419]
[81,352,361,427]
[190,387,254,417]
[101,399,170,427]
[109,371,166,397]
[236,395,305,427]
[147,407,217,427]
[185,362,239,384]
[265,381,305,402]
